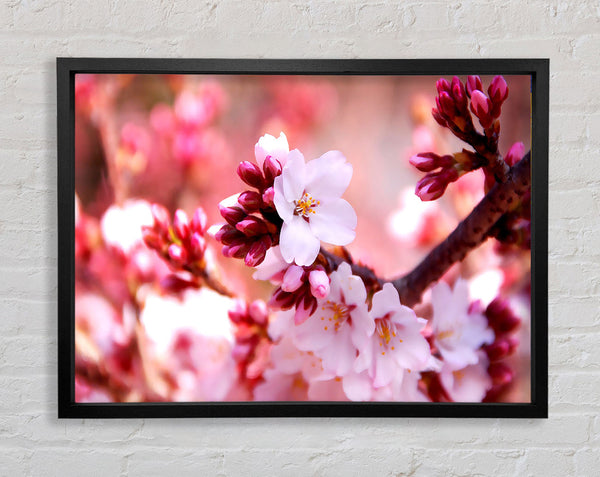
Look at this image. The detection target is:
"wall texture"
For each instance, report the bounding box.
[1,1,599,475]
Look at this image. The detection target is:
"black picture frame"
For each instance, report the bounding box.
[57,58,548,418]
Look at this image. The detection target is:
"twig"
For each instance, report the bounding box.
[392,152,531,307]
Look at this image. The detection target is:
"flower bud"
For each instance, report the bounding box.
[438,91,456,118]
[409,153,439,172]
[294,294,317,325]
[432,108,447,127]
[237,161,265,189]
[262,187,275,207]
[309,269,330,299]
[505,142,525,167]
[486,298,521,335]
[191,207,207,234]
[436,78,451,94]
[415,168,458,202]
[190,232,206,259]
[236,216,269,236]
[168,243,187,266]
[215,224,245,246]
[151,203,170,234]
[470,90,491,117]
[483,340,511,361]
[244,236,271,267]
[248,299,268,325]
[219,204,247,226]
[488,362,514,386]
[488,75,508,104]
[228,299,248,324]
[142,227,162,251]
[238,191,262,212]
[451,76,467,109]
[173,209,190,240]
[224,242,251,259]
[281,265,305,293]
[269,288,297,310]
[466,75,483,96]
[263,155,282,183]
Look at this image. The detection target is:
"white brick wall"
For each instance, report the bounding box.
[0,0,598,475]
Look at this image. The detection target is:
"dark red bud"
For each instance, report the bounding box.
[244,236,271,267]
[236,216,269,236]
[436,78,451,94]
[432,108,447,127]
[488,75,508,104]
[263,155,282,183]
[215,224,245,246]
[439,91,456,118]
[484,340,511,361]
[268,288,297,310]
[219,204,247,226]
[237,161,266,189]
[489,362,514,386]
[466,75,483,96]
[224,242,251,259]
[238,191,262,212]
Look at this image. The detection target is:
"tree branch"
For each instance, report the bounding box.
[392,152,531,307]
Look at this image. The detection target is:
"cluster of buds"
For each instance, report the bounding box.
[432,75,508,136]
[142,204,208,275]
[411,149,487,201]
[269,264,331,325]
[214,156,285,267]
[412,75,512,202]
[228,299,272,384]
[482,297,522,401]
[467,75,509,130]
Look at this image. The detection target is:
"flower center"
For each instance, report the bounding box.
[294,192,320,218]
[375,315,402,354]
[321,300,356,332]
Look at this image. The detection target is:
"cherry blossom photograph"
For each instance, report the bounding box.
[68,64,538,409]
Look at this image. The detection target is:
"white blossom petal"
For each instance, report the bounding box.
[279,217,321,266]
[254,132,289,167]
[281,149,306,201]
[305,150,353,200]
[309,199,357,245]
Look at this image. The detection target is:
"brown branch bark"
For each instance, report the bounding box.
[319,248,383,290]
[392,151,531,307]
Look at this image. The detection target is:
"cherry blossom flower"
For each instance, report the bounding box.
[292,263,373,376]
[439,353,492,402]
[430,279,495,370]
[273,149,357,266]
[355,283,431,388]
[254,132,289,168]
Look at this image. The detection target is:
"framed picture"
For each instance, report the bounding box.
[58,58,548,418]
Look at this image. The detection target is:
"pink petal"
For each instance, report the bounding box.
[279,217,321,266]
[273,175,294,222]
[281,149,306,201]
[309,199,357,245]
[305,150,353,200]
[342,372,373,401]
